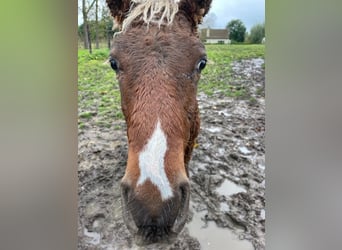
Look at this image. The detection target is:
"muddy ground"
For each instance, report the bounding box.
[78,58,265,250]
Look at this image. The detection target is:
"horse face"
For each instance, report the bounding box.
[106,0,211,244]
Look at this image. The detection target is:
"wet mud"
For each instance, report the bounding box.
[78,58,265,249]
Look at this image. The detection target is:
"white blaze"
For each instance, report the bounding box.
[137,120,173,200]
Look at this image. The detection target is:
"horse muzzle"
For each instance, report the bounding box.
[120,180,190,245]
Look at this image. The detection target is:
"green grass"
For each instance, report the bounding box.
[78,44,264,127]
[78,48,123,128]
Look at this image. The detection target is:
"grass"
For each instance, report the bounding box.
[78,48,123,128]
[78,44,264,128]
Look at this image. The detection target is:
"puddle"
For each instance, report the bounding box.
[258,163,265,170]
[239,146,251,155]
[216,147,226,157]
[220,202,230,212]
[206,126,222,133]
[196,162,207,171]
[260,209,265,220]
[187,210,253,250]
[217,179,246,197]
[83,227,101,245]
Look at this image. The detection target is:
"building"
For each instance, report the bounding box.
[200,28,231,44]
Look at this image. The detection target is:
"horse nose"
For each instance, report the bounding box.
[120,179,190,244]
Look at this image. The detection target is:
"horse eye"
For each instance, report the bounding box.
[197,58,207,72]
[109,58,119,71]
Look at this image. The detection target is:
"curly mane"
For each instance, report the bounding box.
[121,0,180,32]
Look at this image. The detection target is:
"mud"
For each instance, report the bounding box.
[78,58,265,249]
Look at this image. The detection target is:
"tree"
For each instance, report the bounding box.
[101,4,116,49]
[226,19,246,43]
[249,23,265,44]
[78,0,117,49]
[95,0,99,49]
[81,0,97,53]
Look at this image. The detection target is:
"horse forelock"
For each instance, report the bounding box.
[121,0,180,33]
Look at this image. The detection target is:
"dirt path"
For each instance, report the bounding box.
[78,58,265,250]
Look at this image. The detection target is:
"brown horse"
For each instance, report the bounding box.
[106,0,211,244]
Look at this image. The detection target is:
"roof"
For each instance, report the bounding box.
[200,28,229,40]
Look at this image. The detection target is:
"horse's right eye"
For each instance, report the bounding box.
[110,59,119,71]
[197,58,207,72]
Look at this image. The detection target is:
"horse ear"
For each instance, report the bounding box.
[106,0,131,26]
[178,0,212,25]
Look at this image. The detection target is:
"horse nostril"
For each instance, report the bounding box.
[179,181,190,203]
[120,181,139,234]
[169,181,190,234]
[120,181,132,203]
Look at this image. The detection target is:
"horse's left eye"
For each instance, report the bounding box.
[197,58,207,72]
[109,58,119,71]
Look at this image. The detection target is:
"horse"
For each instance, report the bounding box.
[106,0,212,244]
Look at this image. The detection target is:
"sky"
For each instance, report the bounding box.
[206,0,265,31]
[79,0,265,32]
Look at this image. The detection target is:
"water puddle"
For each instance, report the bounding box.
[217,179,246,197]
[239,146,251,155]
[196,162,207,171]
[187,209,253,250]
[83,227,101,245]
[220,202,230,212]
[258,163,265,170]
[260,209,265,220]
[206,126,222,133]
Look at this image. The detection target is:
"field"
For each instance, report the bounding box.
[78,44,265,249]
